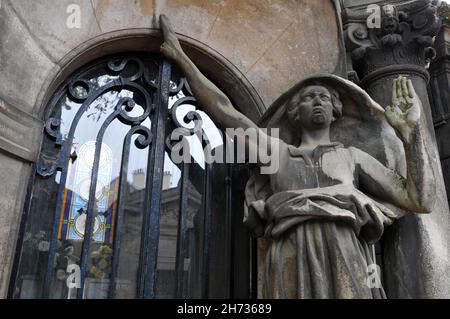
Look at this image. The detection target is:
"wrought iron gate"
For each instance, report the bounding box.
[8,53,255,299]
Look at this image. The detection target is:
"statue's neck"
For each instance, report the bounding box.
[299,127,331,151]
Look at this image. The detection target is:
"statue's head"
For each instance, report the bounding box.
[286,84,343,131]
[260,73,383,146]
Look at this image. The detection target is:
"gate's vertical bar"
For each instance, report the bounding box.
[175,162,190,298]
[138,59,171,299]
[226,162,234,298]
[108,143,130,299]
[201,163,212,298]
[42,144,73,299]
[7,164,36,298]
[250,237,258,299]
[224,135,234,298]
[76,144,101,299]
[137,94,159,298]
[109,126,148,298]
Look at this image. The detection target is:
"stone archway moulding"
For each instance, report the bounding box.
[35,28,266,125]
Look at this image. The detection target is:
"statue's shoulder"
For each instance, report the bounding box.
[346,146,375,164]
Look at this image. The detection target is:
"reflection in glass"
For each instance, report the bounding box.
[155,154,203,298]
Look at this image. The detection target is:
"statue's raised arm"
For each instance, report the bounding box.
[350,76,436,214]
[159,14,277,165]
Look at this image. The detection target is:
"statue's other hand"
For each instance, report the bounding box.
[159,14,183,61]
[385,75,421,143]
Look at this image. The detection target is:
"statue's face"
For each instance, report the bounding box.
[288,85,334,131]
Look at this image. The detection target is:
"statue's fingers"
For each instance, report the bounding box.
[407,79,417,99]
[392,78,398,104]
[395,76,407,109]
[396,76,403,100]
[401,76,409,101]
[392,83,401,108]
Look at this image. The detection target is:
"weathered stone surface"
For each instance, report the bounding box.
[435,122,450,160]
[244,0,341,107]
[4,0,341,111]
[430,23,450,208]
[91,0,155,31]
[7,0,102,64]
[0,154,30,298]
[0,1,57,112]
[0,97,43,162]
[164,0,340,107]
[94,0,340,107]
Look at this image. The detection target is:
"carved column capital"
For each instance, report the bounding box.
[344,0,441,83]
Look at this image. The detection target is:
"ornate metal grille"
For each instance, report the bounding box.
[8,54,254,299]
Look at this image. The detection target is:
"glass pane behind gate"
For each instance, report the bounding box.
[11,54,159,299]
[10,54,248,299]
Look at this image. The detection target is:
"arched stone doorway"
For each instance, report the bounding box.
[8,32,265,299]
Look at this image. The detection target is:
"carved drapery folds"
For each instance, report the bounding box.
[344,0,441,83]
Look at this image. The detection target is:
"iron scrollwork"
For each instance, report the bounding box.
[166,77,204,155]
[37,56,155,178]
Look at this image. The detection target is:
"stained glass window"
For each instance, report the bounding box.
[58,142,116,243]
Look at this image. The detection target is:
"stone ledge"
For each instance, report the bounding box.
[0,96,43,163]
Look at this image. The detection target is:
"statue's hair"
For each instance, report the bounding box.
[286,82,343,120]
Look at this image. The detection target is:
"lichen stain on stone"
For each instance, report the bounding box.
[139,0,155,16]
[93,0,110,15]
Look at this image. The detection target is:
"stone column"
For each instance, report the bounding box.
[344,0,450,298]
[429,16,450,209]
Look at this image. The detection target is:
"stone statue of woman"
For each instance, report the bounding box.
[159,14,436,298]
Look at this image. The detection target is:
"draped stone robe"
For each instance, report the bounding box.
[245,141,401,299]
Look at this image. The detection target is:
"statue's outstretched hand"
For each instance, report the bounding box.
[385,75,421,143]
[160,14,184,62]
